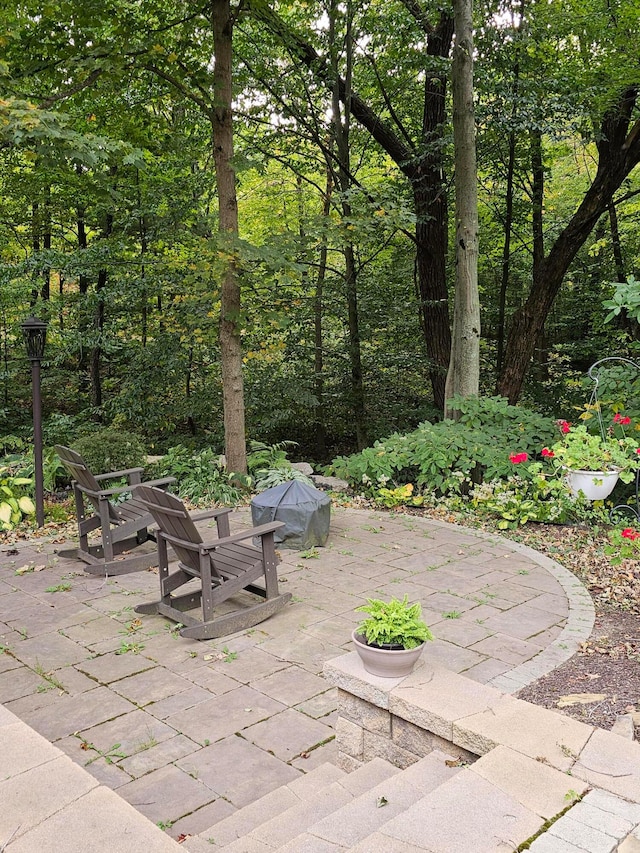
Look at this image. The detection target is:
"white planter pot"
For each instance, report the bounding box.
[565,469,619,500]
[352,631,425,678]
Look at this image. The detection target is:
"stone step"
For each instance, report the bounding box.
[278,749,464,851]
[183,761,348,851]
[348,744,592,852]
[216,757,399,851]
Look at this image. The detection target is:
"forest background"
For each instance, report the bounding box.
[2,0,640,475]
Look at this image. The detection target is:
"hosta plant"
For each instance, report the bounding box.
[0,466,35,529]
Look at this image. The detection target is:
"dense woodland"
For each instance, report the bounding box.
[2,0,640,471]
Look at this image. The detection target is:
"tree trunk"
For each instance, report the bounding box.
[445,0,480,417]
[496,2,523,374]
[91,209,113,411]
[212,0,247,473]
[330,0,367,450]
[41,185,51,302]
[314,167,331,461]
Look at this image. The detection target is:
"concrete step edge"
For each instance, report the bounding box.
[188,761,347,849]
[221,758,401,850]
[281,750,466,851]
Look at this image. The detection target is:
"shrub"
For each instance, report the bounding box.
[330,396,558,497]
[150,445,246,506]
[72,430,147,474]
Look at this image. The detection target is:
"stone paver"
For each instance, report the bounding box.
[0,506,597,847]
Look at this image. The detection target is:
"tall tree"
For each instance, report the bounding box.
[211,0,247,473]
[445,0,480,414]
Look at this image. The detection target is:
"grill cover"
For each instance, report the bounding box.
[250,480,331,549]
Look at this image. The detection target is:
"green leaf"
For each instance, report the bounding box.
[18,496,36,514]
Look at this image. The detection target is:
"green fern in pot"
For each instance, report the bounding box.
[355,595,433,650]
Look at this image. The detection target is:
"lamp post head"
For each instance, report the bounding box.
[21,316,48,362]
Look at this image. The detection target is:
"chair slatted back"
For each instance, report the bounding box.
[55,445,120,522]
[134,485,210,576]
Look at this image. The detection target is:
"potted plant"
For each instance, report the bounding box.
[549,421,639,500]
[351,595,433,678]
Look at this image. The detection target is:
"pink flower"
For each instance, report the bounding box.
[541,447,555,458]
[614,413,631,425]
[557,419,571,434]
[509,452,528,464]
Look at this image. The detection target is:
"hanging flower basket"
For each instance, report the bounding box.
[565,469,619,501]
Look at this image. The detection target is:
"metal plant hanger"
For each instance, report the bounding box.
[587,356,640,522]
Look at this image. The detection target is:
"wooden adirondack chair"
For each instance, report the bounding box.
[133,485,291,639]
[55,445,176,576]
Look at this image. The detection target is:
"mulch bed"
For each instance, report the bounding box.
[506,523,640,738]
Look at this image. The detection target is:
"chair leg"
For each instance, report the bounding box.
[74,485,90,555]
[98,497,114,563]
[261,532,280,599]
[200,550,214,623]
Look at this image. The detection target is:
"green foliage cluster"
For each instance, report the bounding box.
[0,465,35,529]
[246,440,314,491]
[550,425,639,482]
[72,430,147,475]
[603,275,640,324]
[468,469,594,530]
[604,526,640,565]
[355,595,433,650]
[331,396,557,497]
[149,446,245,506]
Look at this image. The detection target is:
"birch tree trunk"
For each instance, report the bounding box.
[211,0,247,473]
[445,0,480,418]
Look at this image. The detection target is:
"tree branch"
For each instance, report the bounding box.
[244,0,415,174]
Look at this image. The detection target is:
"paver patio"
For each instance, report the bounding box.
[0,506,594,844]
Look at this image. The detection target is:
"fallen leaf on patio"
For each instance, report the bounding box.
[176,834,191,844]
[557,693,606,708]
[203,654,214,661]
[15,564,34,575]
[33,564,46,572]
[376,796,388,808]
[445,758,464,767]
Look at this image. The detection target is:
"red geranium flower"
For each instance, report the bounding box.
[614,413,631,425]
[557,419,571,434]
[621,528,639,540]
[509,452,528,464]
[541,447,554,458]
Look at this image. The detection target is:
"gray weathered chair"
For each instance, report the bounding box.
[133,485,291,639]
[55,445,175,576]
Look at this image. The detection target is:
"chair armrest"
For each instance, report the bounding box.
[88,476,176,498]
[94,467,144,482]
[189,507,233,523]
[200,521,284,552]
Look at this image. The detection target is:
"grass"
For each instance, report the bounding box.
[45,581,72,593]
[116,639,145,655]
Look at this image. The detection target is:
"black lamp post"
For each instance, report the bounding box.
[21,316,48,528]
